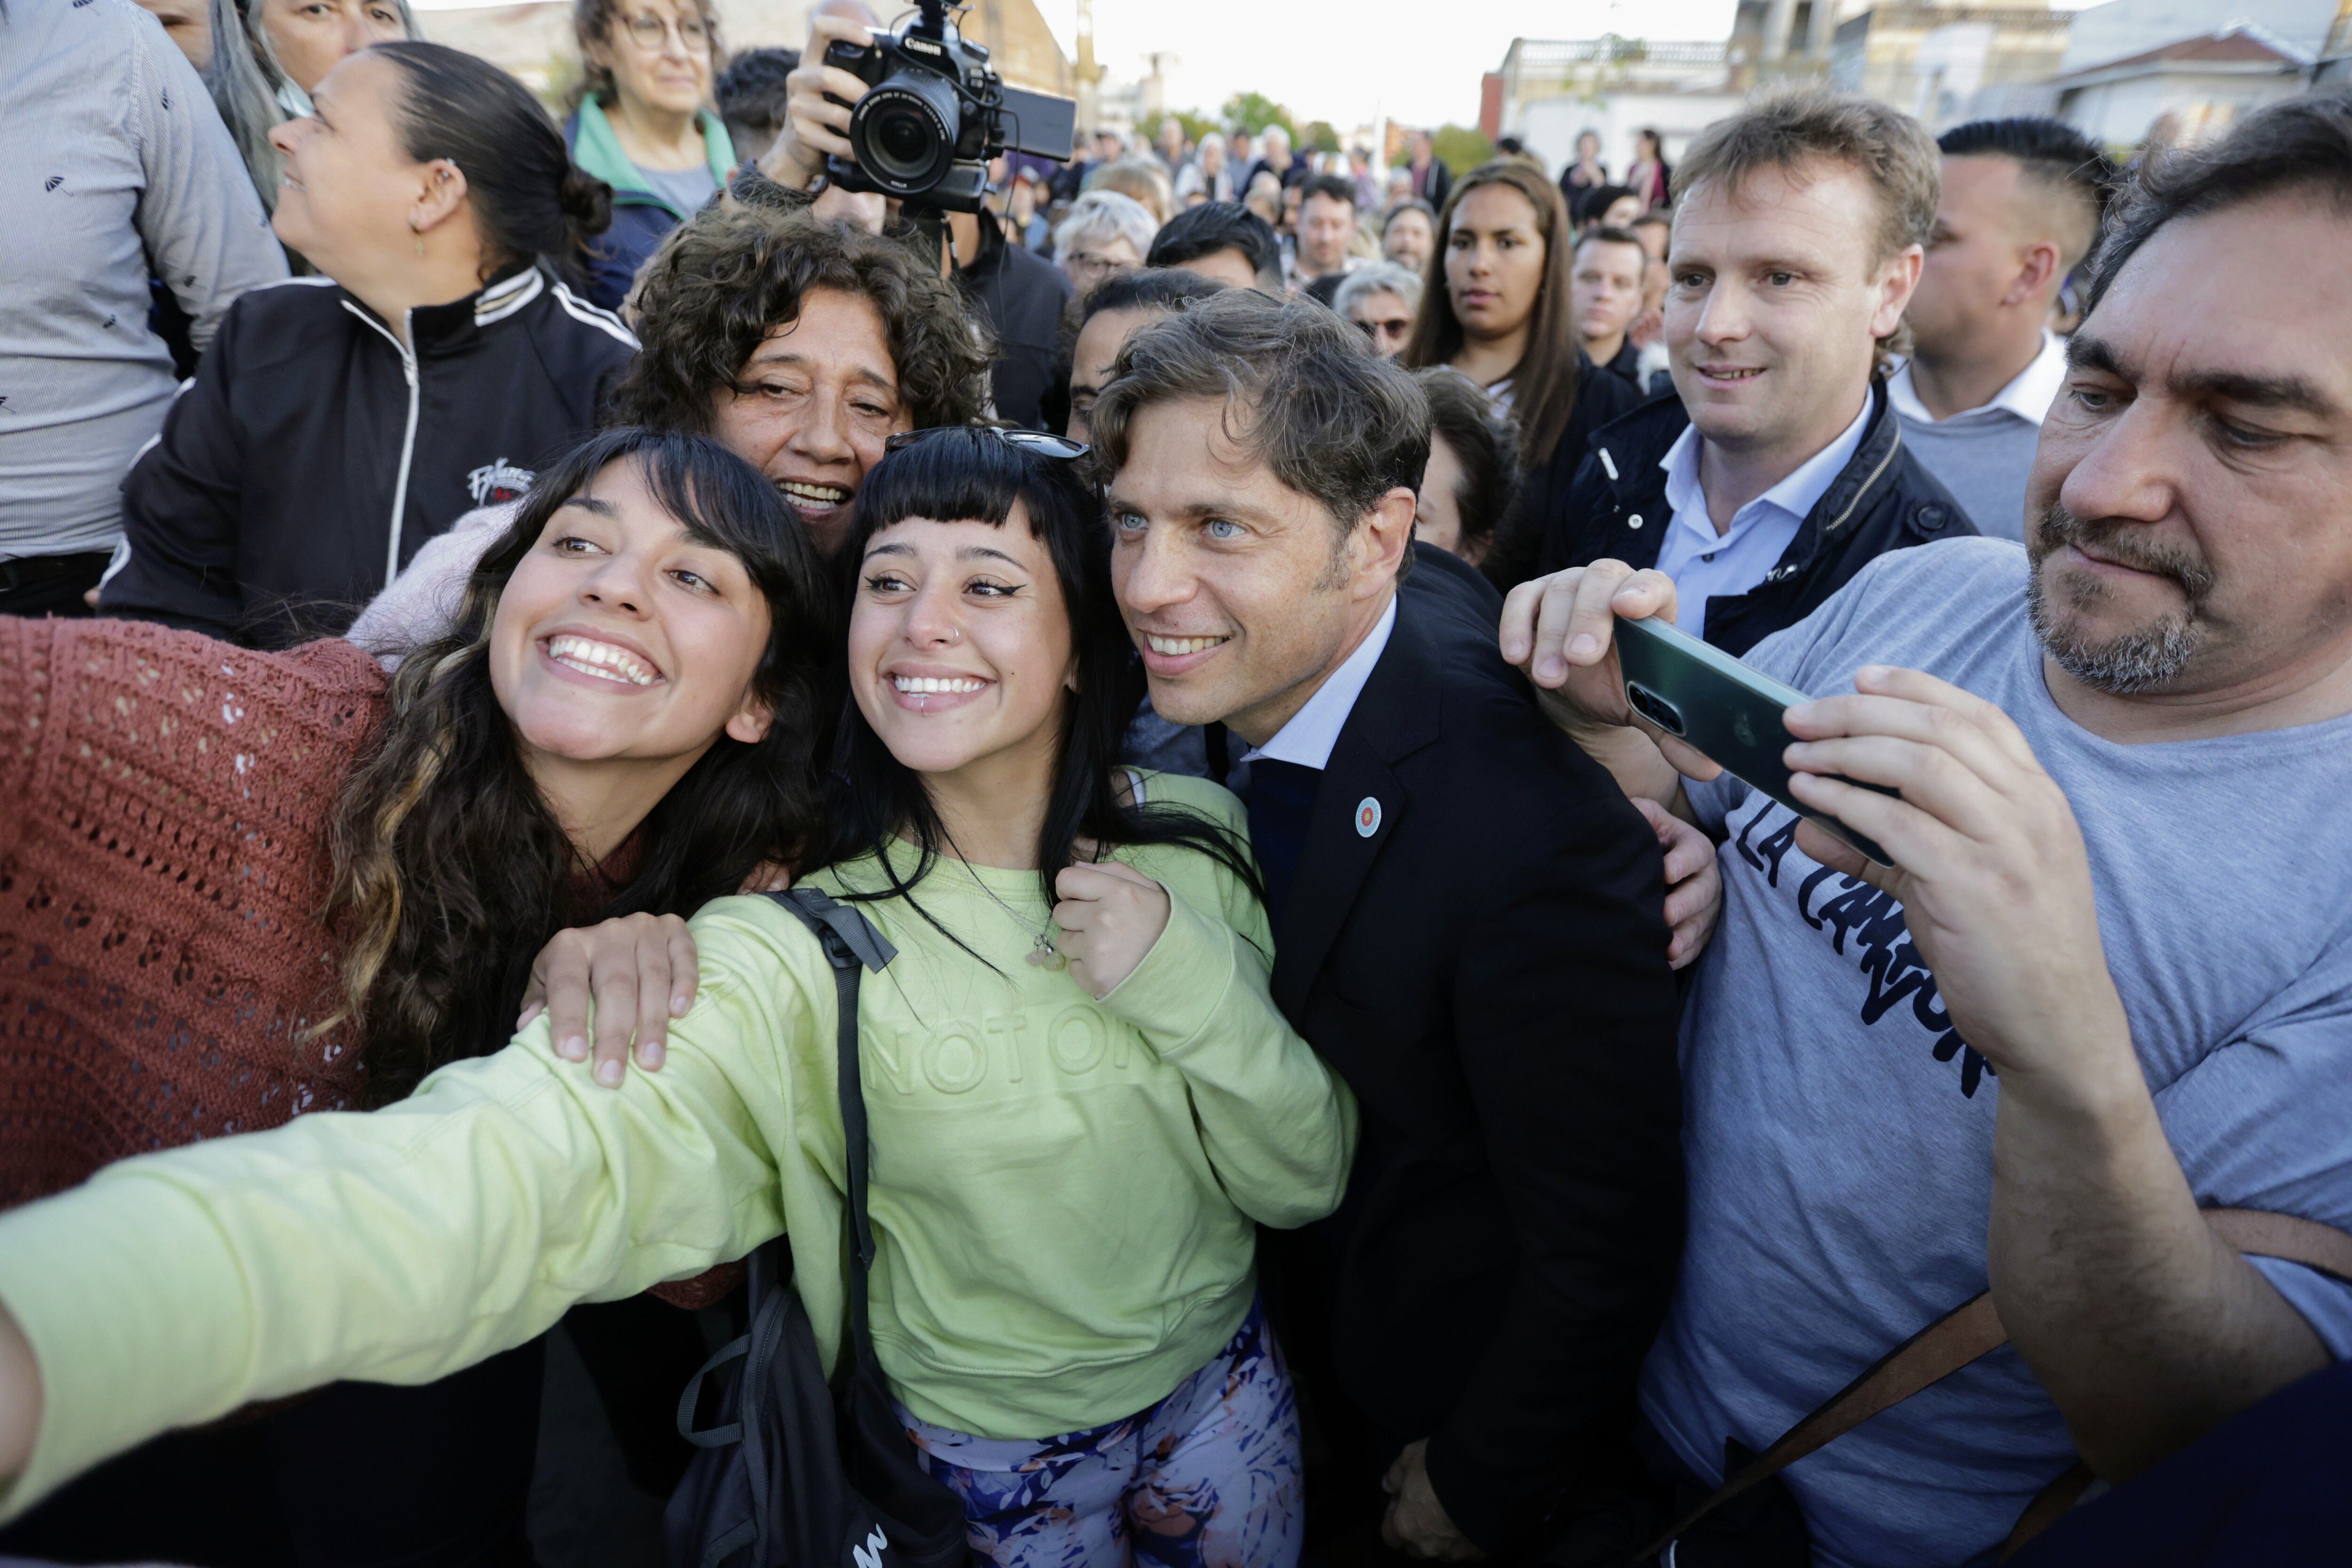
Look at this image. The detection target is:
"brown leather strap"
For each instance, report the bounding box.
[1633,1207,2352,1563]
[2205,1209,2352,1285]
[1632,1292,2007,1559]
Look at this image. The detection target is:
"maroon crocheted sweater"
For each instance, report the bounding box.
[0,619,743,1307]
[0,618,384,1208]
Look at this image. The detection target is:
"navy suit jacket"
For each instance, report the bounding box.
[1268,547,1685,1550]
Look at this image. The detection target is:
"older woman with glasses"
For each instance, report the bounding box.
[564,0,735,309]
[1053,189,1160,297]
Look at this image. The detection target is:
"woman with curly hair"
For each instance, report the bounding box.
[350,202,998,653]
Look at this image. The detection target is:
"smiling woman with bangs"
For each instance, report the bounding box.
[0,428,1354,1568]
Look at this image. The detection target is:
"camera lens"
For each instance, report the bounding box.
[1626,683,1686,736]
[848,69,961,195]
[876,110,932,170]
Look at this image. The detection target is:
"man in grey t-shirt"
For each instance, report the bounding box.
[1659,539,2352,1563]
[1499,95,2352,1564]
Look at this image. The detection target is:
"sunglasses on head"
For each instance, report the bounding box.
[883,428,1089,459]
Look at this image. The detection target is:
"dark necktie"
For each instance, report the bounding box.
[1245,758,1323,931]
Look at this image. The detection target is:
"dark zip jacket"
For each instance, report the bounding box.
[956,218,1073,431]
[1534,380,1976,656]
[101,265,637,648]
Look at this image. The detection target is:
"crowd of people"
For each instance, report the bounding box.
[1,0,2351,1565]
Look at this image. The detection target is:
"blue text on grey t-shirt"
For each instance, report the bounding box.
[1642,536,2352,1568]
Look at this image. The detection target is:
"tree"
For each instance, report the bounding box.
[1431,124,1495,175]
[1298,119,1342,155]
[1219,91,1297,139]
[1141,109,1219,147]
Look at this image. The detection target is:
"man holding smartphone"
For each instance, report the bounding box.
[1501,93,2352,1567]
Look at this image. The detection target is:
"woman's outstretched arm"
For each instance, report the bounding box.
[0,901,828,1519]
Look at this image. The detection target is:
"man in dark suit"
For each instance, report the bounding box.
[1088,289,1688,1560]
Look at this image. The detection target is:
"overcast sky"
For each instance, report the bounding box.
[1058,0,1744,132]
[408,0,1747,135]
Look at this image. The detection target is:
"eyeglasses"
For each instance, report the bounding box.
[1064,252,1138,283]
[622,12,709,51]
[885,428,1090,459]
[1355,316,1413,344]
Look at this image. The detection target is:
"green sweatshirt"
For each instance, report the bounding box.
[0,773,1355,1519]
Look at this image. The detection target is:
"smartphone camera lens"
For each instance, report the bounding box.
[1625,682,1687,736]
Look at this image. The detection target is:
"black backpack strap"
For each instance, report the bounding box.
[760,887,896,1369]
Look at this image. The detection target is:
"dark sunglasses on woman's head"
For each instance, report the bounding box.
[883,428,1089,459]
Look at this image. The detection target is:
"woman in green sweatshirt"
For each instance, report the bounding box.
[0,427,1356,1566]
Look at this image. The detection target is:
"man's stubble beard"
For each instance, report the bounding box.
[2024,501,2217,694]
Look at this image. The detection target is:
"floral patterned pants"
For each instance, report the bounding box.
[900,1300,1303,1568]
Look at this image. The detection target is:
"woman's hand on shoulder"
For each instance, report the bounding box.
[516,869,787,1087]
[1052,860,1172,1000]
[517,913,701,1087]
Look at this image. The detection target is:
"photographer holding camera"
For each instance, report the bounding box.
[747,3,1071,429]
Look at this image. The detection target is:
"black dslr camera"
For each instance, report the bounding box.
[823,0,1077,213]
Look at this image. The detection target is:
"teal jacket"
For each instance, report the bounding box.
[564,96,734,309]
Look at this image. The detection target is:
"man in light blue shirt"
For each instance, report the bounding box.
[1653,396,1871,640]
[1532,88,1972,655]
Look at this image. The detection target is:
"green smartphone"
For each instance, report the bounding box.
[1614,615,1895,867]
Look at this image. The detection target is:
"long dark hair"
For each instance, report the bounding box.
[1400,159,1583,469]
[326,428,834,1101]
[372,41,613,288]
[807,427,1262,928]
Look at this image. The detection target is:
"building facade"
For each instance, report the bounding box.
[1491,36,1745,175]
[2053,24,2321,144]
[1828,1,2074,124]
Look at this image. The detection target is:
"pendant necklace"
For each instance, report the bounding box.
[957,855,1066,970]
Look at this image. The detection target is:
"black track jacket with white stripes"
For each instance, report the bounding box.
[101,262,636,648]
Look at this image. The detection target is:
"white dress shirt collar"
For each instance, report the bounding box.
[1887,330,2069,428]
[1239,594,1398,771]
[1658,390,1875,551]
